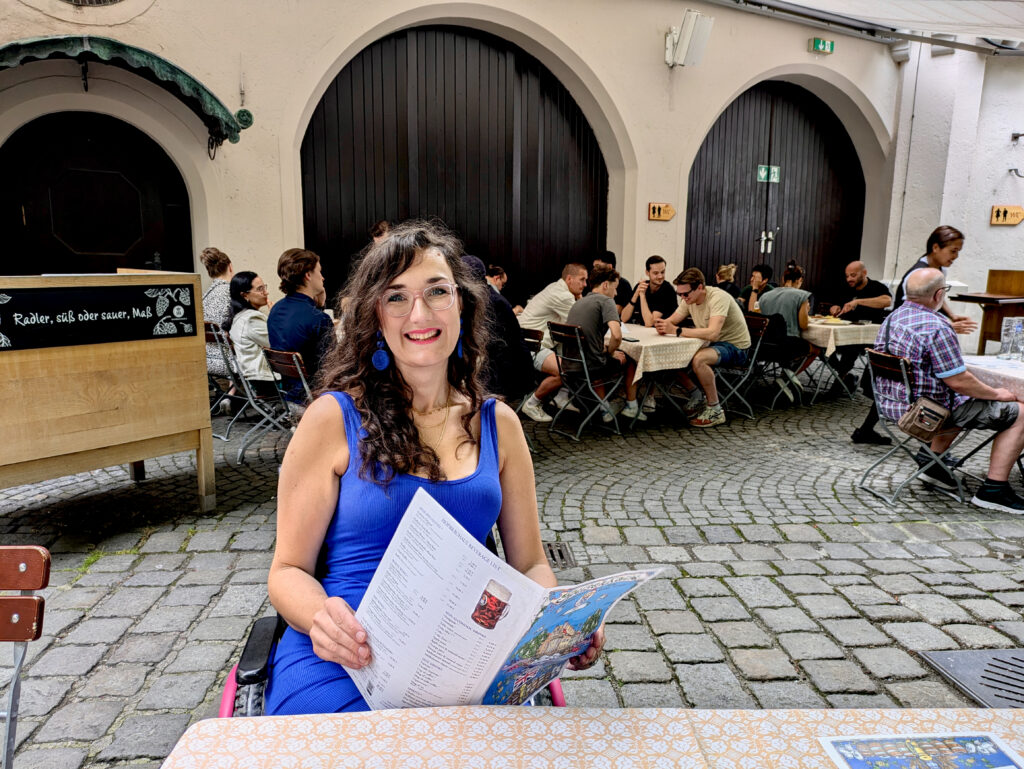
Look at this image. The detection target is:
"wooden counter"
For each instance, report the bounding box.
[0,273,215,511]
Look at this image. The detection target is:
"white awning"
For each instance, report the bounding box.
[778,1,1024,42]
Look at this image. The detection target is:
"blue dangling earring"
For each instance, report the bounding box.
[371,331,390,371]
[456,322,464,358]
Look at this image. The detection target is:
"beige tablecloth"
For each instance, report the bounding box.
[161,706,1024,769]
[616,323,705,382]
[802,321,881,357]
[964,354,1024,400]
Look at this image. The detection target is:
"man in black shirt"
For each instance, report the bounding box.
[827,261,892,392]
[620,255,678,326]
[830,261,891,323]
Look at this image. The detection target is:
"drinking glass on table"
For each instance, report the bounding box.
[997,318,1017,359]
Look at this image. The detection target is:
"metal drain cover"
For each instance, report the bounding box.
[543,542,576,570]
[921,649,1024,707]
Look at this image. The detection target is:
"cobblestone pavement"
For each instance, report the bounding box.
[3,392,1024,767]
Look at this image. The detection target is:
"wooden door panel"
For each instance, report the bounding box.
[300,25,608,306]
[686,87,772,284]
[686,82,864,301]
[0,112,192,275]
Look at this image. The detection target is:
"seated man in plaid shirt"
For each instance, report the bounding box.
[873,268,1024,513]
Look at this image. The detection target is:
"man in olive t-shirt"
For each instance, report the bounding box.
[654,267,751,428]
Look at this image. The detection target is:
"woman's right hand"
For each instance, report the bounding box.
[309,596,372,668]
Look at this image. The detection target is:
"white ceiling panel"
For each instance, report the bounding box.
[779,1,1024,41]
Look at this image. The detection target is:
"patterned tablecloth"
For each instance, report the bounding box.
[802,321,881,357]
[161,706,1024,769]
[616,323,705,382]
[964,354,1024,399]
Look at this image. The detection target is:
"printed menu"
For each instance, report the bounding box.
[347,487,659,709]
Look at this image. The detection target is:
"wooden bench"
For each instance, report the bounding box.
[1,545,50,769]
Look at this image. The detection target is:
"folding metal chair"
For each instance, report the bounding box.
[858,349,993,505]
[205,322,245,416]
[209,326,292,462]
[262,348,314,404]
[1,546,50,769]
[547,322,624,441]
[713,313,769,419]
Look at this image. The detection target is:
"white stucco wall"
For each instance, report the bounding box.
[883,44,1024,352]
[1,0,907,296]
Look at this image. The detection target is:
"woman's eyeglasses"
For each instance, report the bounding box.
[380,282,458,317]
[247,285,268,294]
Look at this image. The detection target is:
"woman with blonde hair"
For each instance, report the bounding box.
[715,263,741,300]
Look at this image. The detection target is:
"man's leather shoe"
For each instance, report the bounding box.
[851,428,891,445]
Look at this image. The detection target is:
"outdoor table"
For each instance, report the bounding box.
[616,322,704,382]
[160,706,1024,768]
[964,354,1024,400]
[802,320,881,401]
[802,319,881,358]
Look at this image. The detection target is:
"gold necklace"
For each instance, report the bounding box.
[427,402,451,452]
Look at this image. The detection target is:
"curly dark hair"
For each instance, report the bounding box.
[317,220,490,486]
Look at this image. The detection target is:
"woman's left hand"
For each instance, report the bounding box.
[567,625,605,670]
[951,315,978,334]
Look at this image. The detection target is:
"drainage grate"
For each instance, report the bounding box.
[543,542,576,570]
[921,649,1024,708]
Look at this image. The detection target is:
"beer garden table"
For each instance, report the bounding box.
[616,322,704,382]
[801,320,881,401]
[160,706,1024,769]
[963,354,1024,400]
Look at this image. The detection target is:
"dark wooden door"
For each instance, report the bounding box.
[0,112,193,275]
[301,25,608,306]
[685,82,864,301]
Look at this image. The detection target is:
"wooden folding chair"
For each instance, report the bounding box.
[262,348,314,404]
[513,329,546,451]
[1,546,50,769]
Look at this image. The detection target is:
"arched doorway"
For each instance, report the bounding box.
[300,25,609,305]
[685,81,864,301]
[0,112,193,275]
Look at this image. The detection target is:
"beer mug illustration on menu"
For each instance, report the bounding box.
[471,579,511,630]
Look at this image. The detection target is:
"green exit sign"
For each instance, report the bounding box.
[809,37,835,54]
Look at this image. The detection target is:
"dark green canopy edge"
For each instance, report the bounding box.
[0,35,253,146]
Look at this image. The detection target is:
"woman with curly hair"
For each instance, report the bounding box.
[263,220,604,715]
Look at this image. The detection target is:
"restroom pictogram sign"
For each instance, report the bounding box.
[648,203,676,221]
[990,205,1023,225]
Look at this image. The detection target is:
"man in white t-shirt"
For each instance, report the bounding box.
[655,267,751,428]
[518,263,588,422]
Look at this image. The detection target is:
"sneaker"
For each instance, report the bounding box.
[783,370,804,393]
[641,395,657,413]
[620,403,648,422]
[914,455,958,490]
[682,389,705,418]
[972,485,1024,514]
[520,399,552,423]
[601,403,622,423]
[774,377,794,402]
[553,389,580,413]
[850,428,892,445]
[689,405,726,428]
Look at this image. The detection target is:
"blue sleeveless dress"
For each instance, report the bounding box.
[264,391,503,715]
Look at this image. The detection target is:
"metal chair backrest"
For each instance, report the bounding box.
[2,546,50,769]
[262,348,313,402]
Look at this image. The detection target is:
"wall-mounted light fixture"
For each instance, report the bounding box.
[665,9,714,68]
[1010,169,1024,179]
[1012,132,1023,144]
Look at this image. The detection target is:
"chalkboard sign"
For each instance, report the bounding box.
[0,284,197,351]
